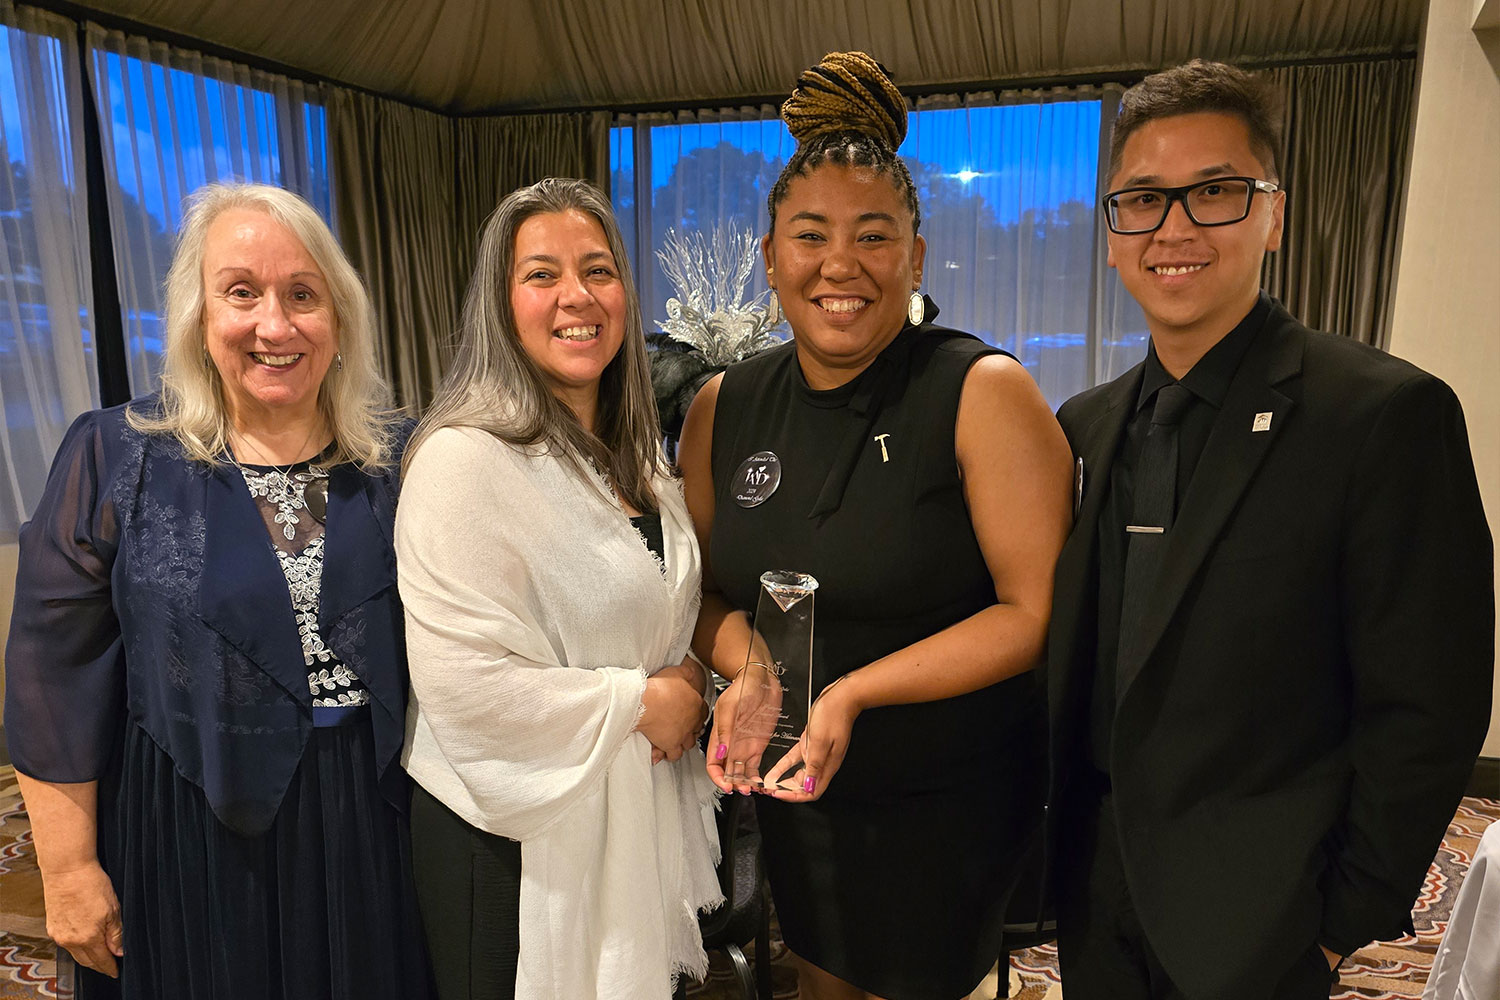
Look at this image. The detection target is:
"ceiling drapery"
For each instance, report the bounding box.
[71,0,1422,113]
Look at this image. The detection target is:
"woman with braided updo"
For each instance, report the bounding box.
[679,52,1072,1000]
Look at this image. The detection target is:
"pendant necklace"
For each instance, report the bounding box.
[230,424,329,540]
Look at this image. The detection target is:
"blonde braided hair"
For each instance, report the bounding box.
[767,51,921,233]
[781,51,908,150]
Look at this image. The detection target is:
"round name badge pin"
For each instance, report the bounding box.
[733,451,782,508]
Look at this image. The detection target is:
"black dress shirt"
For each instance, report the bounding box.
[1088,293,1272,774]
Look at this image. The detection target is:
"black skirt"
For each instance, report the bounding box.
[74,718,434,1000]
[754,702,1043,1000]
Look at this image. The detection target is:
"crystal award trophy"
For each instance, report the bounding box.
[726,570,818,792]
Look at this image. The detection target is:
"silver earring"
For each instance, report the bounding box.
[907,290,925,326]
[335,353,343,372]
[767,291,781,325]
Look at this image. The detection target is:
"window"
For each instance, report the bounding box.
[88,29,333,393]
[611,94,1141,410]
[611,112,794,351]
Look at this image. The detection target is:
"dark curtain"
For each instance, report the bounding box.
[328,100,609,410]
[451,111,611,301]
[328,89,460,410]
[1263,59,1416,348]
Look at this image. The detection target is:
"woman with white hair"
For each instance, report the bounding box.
[4,183,433,999]
[397,177,720,1000]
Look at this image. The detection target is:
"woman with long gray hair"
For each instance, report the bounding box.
[397,177,721,1000]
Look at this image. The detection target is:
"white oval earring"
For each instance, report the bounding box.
[907,290,925,326]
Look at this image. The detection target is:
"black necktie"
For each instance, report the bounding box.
[1116,383,1193,697]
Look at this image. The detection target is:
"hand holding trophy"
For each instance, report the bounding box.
[716,570,818,794]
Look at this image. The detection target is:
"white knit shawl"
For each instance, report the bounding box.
[397,427,722,999]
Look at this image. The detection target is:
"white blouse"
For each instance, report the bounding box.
[397,427,721,1000]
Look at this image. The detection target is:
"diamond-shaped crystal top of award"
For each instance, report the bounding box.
[760,570,818,613]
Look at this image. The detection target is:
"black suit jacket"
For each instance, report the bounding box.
[1045,300,1494,999]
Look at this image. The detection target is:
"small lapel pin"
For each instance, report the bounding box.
[1252,412,1273,433]
[874,433,892,463]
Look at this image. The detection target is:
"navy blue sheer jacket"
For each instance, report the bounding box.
[4,400,411,835]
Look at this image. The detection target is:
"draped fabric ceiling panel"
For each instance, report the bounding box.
[71,0,1421,113]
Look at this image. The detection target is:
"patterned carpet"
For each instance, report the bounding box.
[1,763,1494,999]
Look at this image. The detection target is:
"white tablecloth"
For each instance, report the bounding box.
[1424,818,1500,1000]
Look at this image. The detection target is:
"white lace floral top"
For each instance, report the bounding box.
[239,461,370,709]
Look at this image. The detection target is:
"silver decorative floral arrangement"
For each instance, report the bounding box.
[648,221,787,452]
[655,223,786,366]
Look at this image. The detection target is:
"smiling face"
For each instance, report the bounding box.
[509,209,628,419]
[763,163,926,388]
[1106,111,1285,349]
[202,208,338,426]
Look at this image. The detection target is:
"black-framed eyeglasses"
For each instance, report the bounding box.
[1102,177,1281,235]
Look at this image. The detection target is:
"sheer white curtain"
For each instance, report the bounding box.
[1088,89,1155,388]
[613,87,1122,410]
[906,88,1114,407]
[85,25,328,394]
[0,2,96,540]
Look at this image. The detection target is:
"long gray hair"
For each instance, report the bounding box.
[127,182,395,469]
[405,177,664,512]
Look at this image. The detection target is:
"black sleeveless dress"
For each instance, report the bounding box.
[709,311,1046,999]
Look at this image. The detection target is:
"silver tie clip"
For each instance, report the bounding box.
[1125,525,1165,534]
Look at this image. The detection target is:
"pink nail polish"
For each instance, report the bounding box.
[715,743,727,761]
[803,775,816,794]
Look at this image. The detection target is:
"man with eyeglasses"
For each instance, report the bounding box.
[1044,59,1493,1000]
